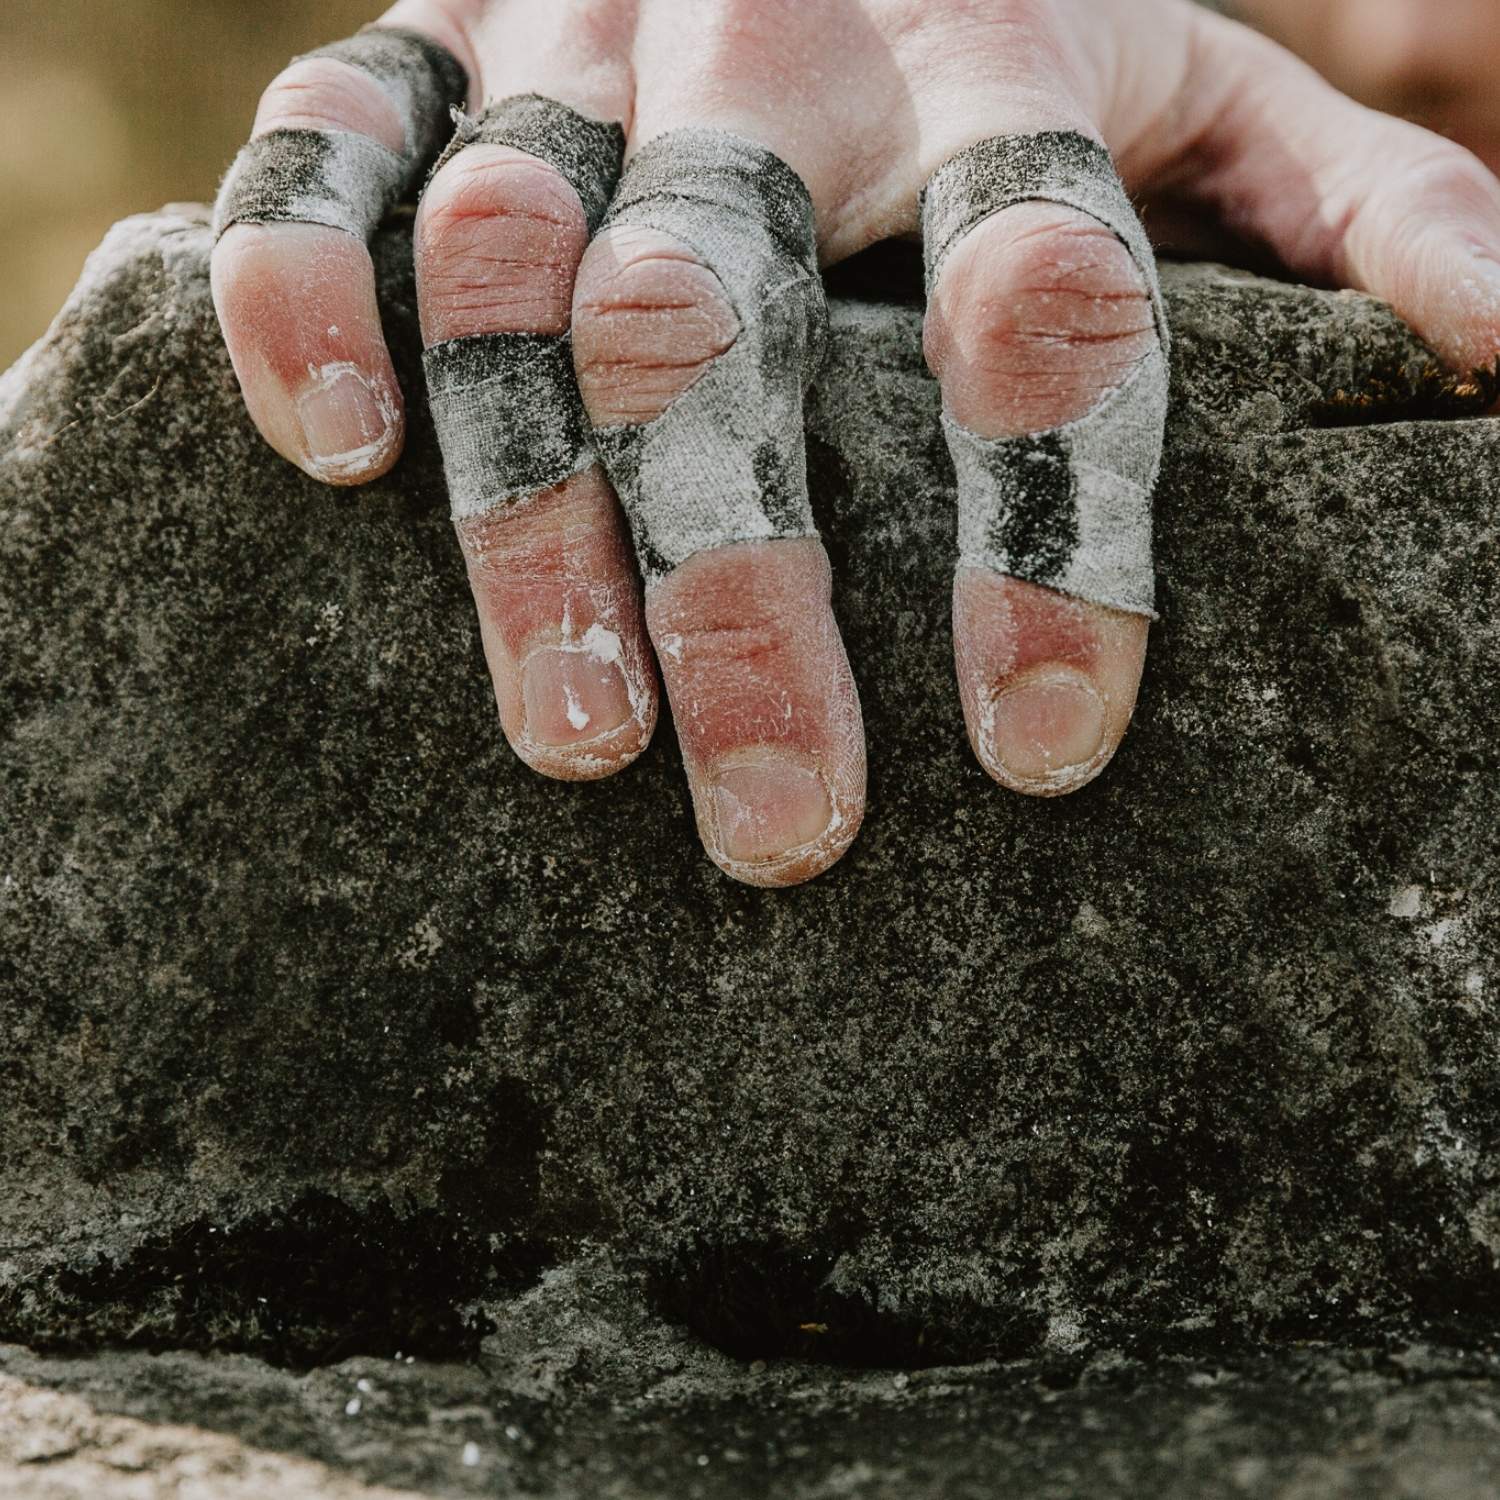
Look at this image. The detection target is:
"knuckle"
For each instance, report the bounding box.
[945,210,1151,361]
[1394,140,1500,223]
[649,544,832,679]
[254,57,403,150]
[669,612,788,677]
[458,476,620,582]
[573,228,740,423]
[417,148,590,332]
[656,607,806,744]
[927,206,1157,430]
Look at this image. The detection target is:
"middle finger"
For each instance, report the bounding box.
[571,0,892,886]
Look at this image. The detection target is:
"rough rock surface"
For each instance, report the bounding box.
[8,1306,1500,1500]
[2,210,1499,1391]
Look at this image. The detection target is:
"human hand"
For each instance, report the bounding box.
[211,0,1500,887]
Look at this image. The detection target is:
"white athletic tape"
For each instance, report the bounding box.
[213,27,468,242]
[923,132,1169,618]
[592,129,828,585]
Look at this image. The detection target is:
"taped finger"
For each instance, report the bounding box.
[210,25,469,483]
[590,128,828,579]
[422,96,627,521]
[923,132,1170,619]
[574,130,866,885]
[214,26,469,243]
[418,95,657,781]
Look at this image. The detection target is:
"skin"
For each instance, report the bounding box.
[212,0,1500,887]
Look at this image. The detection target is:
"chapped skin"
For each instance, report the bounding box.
[572,201,861,883]
[210,0,1500,886]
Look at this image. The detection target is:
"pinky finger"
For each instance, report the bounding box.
[213,223,405,485]
[210,18,472,483]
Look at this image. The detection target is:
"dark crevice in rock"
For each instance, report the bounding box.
[646,1242,1045,1369]
[821,239,926,305]
[1,1193,551,1371]
[1305,357,1499,428]
[804,430,856,579]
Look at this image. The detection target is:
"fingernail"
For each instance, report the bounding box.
[986,668,1108,791]
[522,646,633,747]
[296,364,394,479]
[709,757,833,865]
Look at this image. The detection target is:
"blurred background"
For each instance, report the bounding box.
[4,0,1500,371]
[2,0,370,369]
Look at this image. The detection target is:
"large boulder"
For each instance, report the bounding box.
[1,208,1497,1367]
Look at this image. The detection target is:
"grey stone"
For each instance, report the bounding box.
[2,209,1499,1380]
[8,1306,1500,1498]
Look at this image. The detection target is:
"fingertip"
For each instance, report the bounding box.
[479,614,658,785]
[294,357,405,487]
[508,632,658,783]
[1424,242,1500,379]
[646,539,867,890]
[459,477,660,786]
[511,724,656,785]
[954,568,1147,798]
[1358,194,1500,377]
[211,222,405,486]
[693,746,864,889]
[978,667,1117,798]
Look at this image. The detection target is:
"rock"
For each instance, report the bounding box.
[1,208,1498,1369]
[8,1322,1500,1499]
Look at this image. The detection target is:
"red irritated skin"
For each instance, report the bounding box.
[212,0,1500,887]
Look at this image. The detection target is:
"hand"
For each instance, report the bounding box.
[211,0,1500,887]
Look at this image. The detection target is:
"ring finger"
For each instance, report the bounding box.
[415,0,660,780]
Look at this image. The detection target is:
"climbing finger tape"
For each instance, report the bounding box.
[422,97,627,520]
[212,26,469,243]
[591,129,829,586]
[922,133,1170,618]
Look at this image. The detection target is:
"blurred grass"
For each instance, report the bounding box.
[1,0,374,370]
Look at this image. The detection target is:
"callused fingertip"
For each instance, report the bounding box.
[294,361,403,485]
[978,666,1114,798]
[700,752,857,889]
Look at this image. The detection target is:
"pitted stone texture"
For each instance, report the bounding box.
[1,211,1497,1363]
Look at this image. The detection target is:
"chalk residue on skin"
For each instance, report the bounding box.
[563,684,590,733]
[299,360,399,481]
[518,602,652,766]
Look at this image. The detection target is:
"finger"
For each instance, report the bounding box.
[418,95,658,781]
[922,129,1165,795]
[211,13,473,484]
[574,131,866,886]
[1134,8,1500,378]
